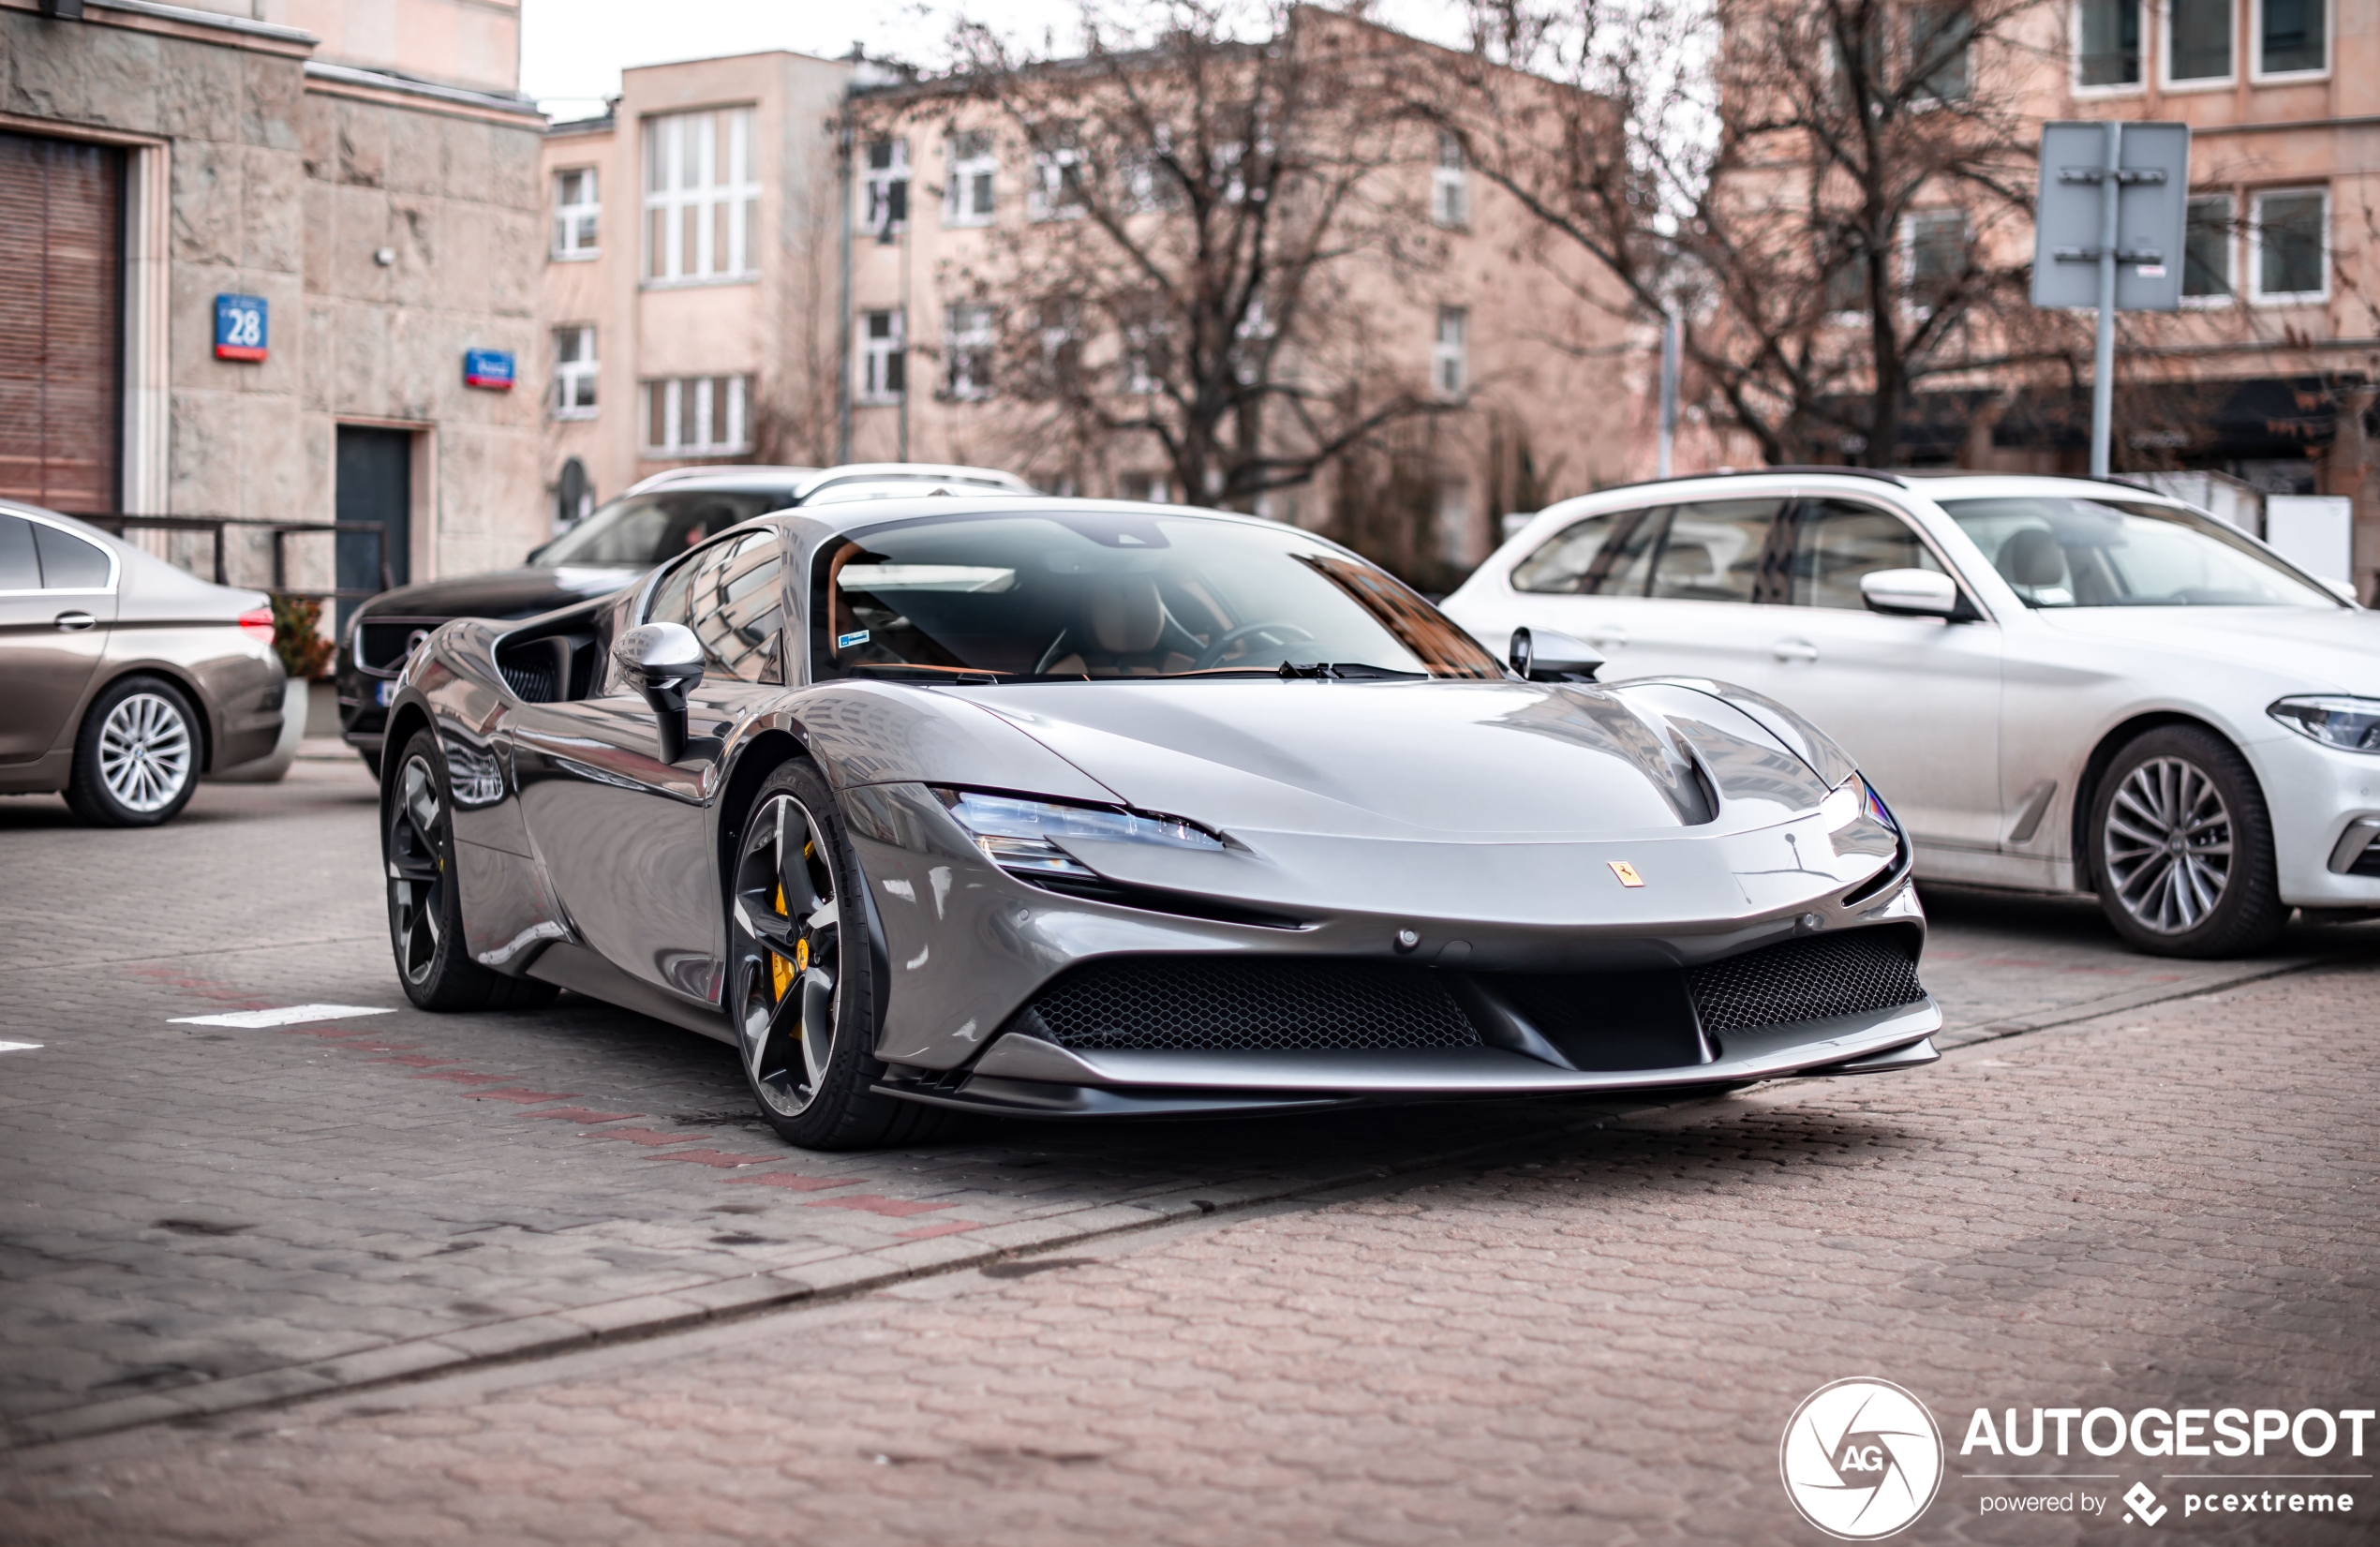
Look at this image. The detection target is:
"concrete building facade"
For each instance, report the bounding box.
[0,0,547,617]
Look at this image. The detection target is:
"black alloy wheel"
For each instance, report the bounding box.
[728,760,945,1150]
[2089,724,2284,959]
[383,729,555,1011]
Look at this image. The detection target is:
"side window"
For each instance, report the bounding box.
[0,514,38,590]
[1789,499,1944,610]
[1597,505,1670,596]
[1647,499,1784,603]
[1510,508,1639,594]
[29,523,112,588]
[658,529,786,685]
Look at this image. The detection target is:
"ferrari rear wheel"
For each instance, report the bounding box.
[729,760,945,1150]
[384,729,557,1011]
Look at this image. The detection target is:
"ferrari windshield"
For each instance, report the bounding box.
[1939,497,2338,608]
[535,490,790,567]
[812,510,1503,681]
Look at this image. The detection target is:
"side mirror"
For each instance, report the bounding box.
[1860,568,1960,618]
[613,621,705,761]
[1510,626,1604,683]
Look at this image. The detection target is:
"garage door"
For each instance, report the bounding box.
[0,131,123,514]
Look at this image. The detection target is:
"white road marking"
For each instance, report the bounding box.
[168,1004,396,1029]
[0,1041,42,1053]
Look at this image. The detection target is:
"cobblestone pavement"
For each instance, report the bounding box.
[2,756,2375,1544]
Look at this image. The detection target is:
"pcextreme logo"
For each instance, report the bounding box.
[1780,1377,1946,1540]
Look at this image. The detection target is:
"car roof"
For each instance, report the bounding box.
[1529,468,2190,515]
[623,465,817,497]
[758,493,1320,547]
[790,464,1036,500]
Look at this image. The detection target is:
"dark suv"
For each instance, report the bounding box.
[336,464,1031,770]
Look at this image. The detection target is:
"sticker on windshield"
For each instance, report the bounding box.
[837,630,870,650]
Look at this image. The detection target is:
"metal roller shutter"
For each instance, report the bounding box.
[0,131,124,514]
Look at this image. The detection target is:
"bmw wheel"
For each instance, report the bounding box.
[728,760,944,1150]
[66,676,200,827]
[384,729,556,1011]
[2090,724,2283,959]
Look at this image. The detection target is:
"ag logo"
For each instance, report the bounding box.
[1779,1377,1943,1540]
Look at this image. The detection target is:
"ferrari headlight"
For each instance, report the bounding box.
[2269,696,2380,754]
[932,789,1223,879]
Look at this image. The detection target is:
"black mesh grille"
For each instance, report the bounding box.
[1027,958,1482,1053]
[1687,930,1924,1034]
[499,658,557,702]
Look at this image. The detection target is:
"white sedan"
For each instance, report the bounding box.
[1442,470,2380,957]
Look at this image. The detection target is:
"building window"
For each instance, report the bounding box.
[1905,210,1967,309]
[644,109,758,284]
[1908,2,1972,101]
[860,308,905,402]
[864,139,909,236]
[1433,305,1467,397]
[1119,307,1168,396]
[2255,0,2326,75]
[553,326,598,417]
[1432,132,1468,228]
[1028,126,1085,221]
[2075,0,2142,86]
[945,305,994,399]
[641,376,751,456]
[945,131,994,226]
[2168,0,2234,81]
[2182,195,2234,301]
[1117,471,1168,502]
[553,169,600,258]
[2250,188,2327,303]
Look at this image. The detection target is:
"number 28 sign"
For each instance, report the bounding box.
[214,294,268,363]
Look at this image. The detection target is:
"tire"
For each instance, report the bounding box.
[65,675,201,826]
[726,759,947,1151]
[383,729,558,1011]
[2089,724,2284,959]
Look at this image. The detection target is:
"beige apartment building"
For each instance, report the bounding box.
[1,0,548,624]
[535,26,1633,580]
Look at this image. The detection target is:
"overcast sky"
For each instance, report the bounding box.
[519,0,1468,117]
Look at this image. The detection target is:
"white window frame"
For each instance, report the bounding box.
[2250,0,2329,81]
[944,132,994,227]
[1433,305,1467,398]
[2161,0,2238,89]
[2072,0,2149,96]
[1028,126,1086,222]
[2247,186,2329,305]
[1432,131,1468,229]
[552,168,600,259]
[1901,209,1968,317]
[860,308,906,404]
[552,325,598,419]
[642,108,760,287]
[639,376,751,457]
[864,138,910,237]
[945,305,994,400]
[2180,192,2236,306]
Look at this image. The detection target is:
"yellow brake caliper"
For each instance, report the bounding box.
[771,885,799,1003]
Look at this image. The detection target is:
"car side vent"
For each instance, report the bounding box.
[1686,930,1924,1035]
[1020,958,1483,1053]
[499,657,558,702]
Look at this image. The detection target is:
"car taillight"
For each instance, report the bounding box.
[238,605,277,647]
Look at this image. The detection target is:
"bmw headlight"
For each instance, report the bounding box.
[2268,696,2380,754]
[932,789,1223,879]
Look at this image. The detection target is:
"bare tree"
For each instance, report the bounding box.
[919,0,1456,507]
[1406,0,2067,468]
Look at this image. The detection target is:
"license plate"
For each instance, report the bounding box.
[375,679,398,707]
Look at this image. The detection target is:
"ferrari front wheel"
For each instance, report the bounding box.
[729,760,945,1150]
[384,729,556,1011]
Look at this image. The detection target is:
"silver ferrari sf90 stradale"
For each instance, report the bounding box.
[379,498,1939,1150]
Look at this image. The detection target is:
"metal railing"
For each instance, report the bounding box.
[80,515,393,601]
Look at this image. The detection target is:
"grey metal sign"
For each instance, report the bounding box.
[2030,120,2191,476]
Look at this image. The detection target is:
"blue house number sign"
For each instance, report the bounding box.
[214,294,268,362]
[463,349,515,391]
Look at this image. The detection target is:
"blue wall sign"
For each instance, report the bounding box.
[463,348,515,391]
[214,294,268,362]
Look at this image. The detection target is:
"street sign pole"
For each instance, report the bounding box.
[2090,123,2121,479]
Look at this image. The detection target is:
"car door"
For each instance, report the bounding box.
[1498,499,1788,686]
[0,511,118,765]
[1763,496,2004,853]
[511,528,790,1007]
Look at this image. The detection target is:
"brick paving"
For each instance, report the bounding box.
[1,758,2375,1544]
